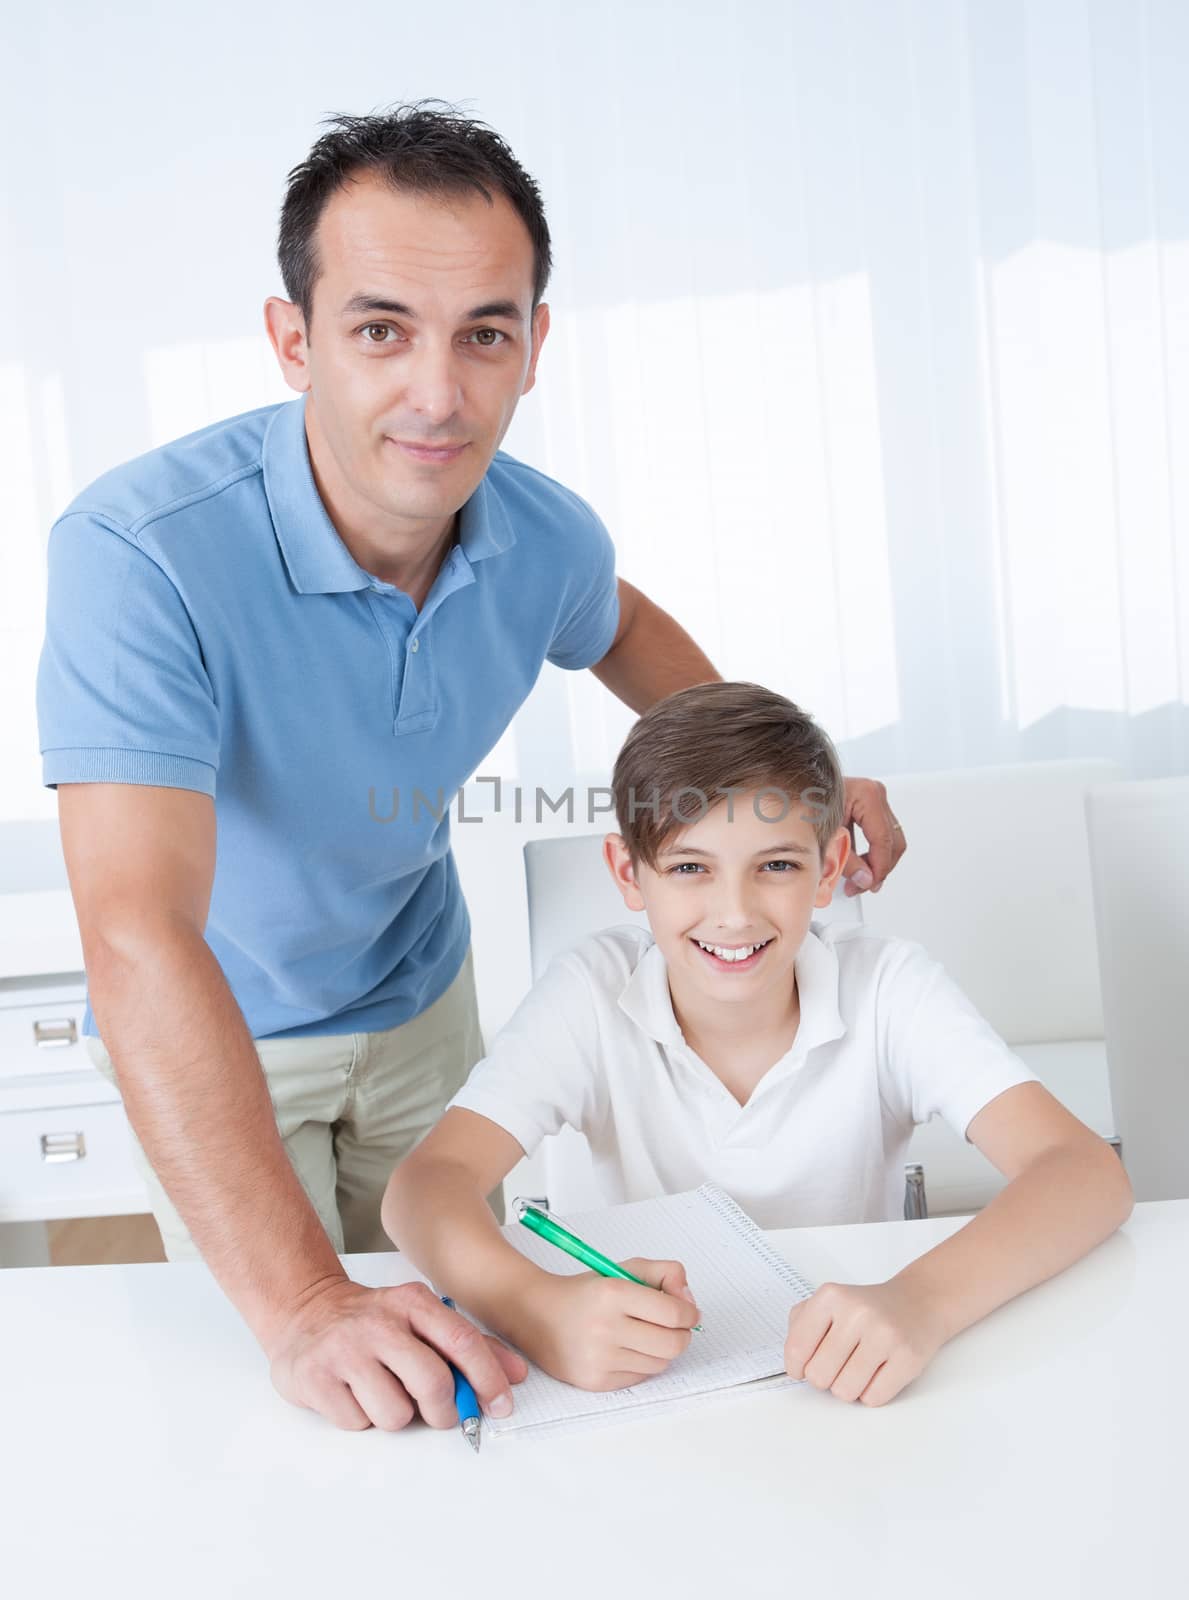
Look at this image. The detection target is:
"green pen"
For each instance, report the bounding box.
[514,1198,702,1330]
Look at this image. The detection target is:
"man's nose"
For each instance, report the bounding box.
[402,343,464,426]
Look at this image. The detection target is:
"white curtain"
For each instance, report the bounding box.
[2,0,1187,822]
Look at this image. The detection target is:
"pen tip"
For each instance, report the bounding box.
[467,1431,481,1454]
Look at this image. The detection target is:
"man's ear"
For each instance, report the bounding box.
[521,301,550,396]
[264,296,312,394]
[603,833,646,912]
[813,826,852,909]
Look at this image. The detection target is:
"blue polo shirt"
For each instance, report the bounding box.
[37,397,619,1039]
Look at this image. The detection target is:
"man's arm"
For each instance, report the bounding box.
[589,577,906,892]
[59,782,525,1430]
[587,578,719,712]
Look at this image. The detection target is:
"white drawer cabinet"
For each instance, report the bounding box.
[0,1097,148,1224]
[0,975,149,1227]
[0,998,90,1082]
[0,827,151,1245]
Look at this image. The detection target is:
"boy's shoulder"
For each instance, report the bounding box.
[808,919,941,1006]
[551,922,656,987]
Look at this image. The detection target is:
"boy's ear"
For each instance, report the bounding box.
[602,833,647,912]
[814,826,852,908]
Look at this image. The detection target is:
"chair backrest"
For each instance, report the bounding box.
[523,833,863,981]
[1085,776,1189,1202]
[858,759,1122,1044]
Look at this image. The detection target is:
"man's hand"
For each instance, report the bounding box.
[784,1279,947,1407]
[523,1258,701,1391]
[841,777,907,896]
[267,1279,528,1431]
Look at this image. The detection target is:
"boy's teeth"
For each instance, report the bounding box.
[696,940,766,962]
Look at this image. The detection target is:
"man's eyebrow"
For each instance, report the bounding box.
[338,293,524,322]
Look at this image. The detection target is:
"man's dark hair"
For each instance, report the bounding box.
[278,100,552,328]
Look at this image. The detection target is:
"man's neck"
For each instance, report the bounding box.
[303,406,457,608]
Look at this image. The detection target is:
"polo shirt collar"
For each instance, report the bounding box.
[262,399,517,595]
[617,923,847,1062]
[262,398,370,595]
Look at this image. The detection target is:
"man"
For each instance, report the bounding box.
[37,103,905,1434]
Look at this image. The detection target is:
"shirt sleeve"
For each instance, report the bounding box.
[37,512,220,795]
[545,498,620,671]
[879,940,1039,1140]
[448,949,609,1156]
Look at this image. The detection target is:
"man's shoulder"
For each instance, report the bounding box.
[487,450,605,535]
[55,402,287,539]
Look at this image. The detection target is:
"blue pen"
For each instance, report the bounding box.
[440,1296,482,1454]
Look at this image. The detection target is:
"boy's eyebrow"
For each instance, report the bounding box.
[338,293,524,322]
[658,841,814,858]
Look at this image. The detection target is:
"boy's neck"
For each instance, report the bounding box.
[667,969,802,1107]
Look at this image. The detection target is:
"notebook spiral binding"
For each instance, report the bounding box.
[696,1183,816,1302]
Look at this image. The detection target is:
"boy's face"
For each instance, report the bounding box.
[604,791,850,1014]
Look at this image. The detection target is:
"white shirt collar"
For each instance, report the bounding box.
[616,922,847,1062]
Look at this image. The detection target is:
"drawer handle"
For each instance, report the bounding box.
[33,1018,78,1048]
[41,1131,87,1164]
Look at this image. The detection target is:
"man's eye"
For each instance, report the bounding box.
[467,328,506,347]
[361,324,397,344]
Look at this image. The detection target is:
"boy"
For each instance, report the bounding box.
[383,683,1132,1407]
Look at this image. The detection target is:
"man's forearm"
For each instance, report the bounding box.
[88,923,345,1350]
[894,1140,1133,1342]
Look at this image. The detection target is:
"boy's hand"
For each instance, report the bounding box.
[784,1279,947,1407]
[526,1258,701,1391]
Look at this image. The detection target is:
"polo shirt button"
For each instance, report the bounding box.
[410,638,420,654]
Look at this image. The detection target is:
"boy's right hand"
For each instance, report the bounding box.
[525,1258,701,1391]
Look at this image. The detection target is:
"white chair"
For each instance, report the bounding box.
[521,759,1123,1217]
[859,759,1123,1211]
[1085,776,1189,1202]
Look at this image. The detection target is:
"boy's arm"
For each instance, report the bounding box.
[785,1084,1132,1405]
[382,1107,549,1337]
[383,1107,701,1390]
[892,1082,1132,1333]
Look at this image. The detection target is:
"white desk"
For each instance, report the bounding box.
[2,1205,1178,1600]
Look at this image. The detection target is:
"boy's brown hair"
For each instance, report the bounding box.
[611,681,846,867]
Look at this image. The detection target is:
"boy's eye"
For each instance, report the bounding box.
[668,862,706,875]
[762,859,802,872]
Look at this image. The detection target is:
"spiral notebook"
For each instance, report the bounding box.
[478,1184,815,1440]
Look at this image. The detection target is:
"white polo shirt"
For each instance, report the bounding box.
[451,923,1038,1227]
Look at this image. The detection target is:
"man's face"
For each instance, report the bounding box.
[277,175,549,540]
[605,791,850,1017]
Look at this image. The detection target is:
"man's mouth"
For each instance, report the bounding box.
[690,937,774,971]
[388,439,469,464]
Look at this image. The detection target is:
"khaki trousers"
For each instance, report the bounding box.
[86,947,491,1261]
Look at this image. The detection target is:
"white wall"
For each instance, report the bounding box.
[3,0,1188,830]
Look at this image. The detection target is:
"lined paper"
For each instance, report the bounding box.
[479,1185,814,1439]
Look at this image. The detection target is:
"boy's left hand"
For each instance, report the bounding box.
[784,1279,947,1407]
